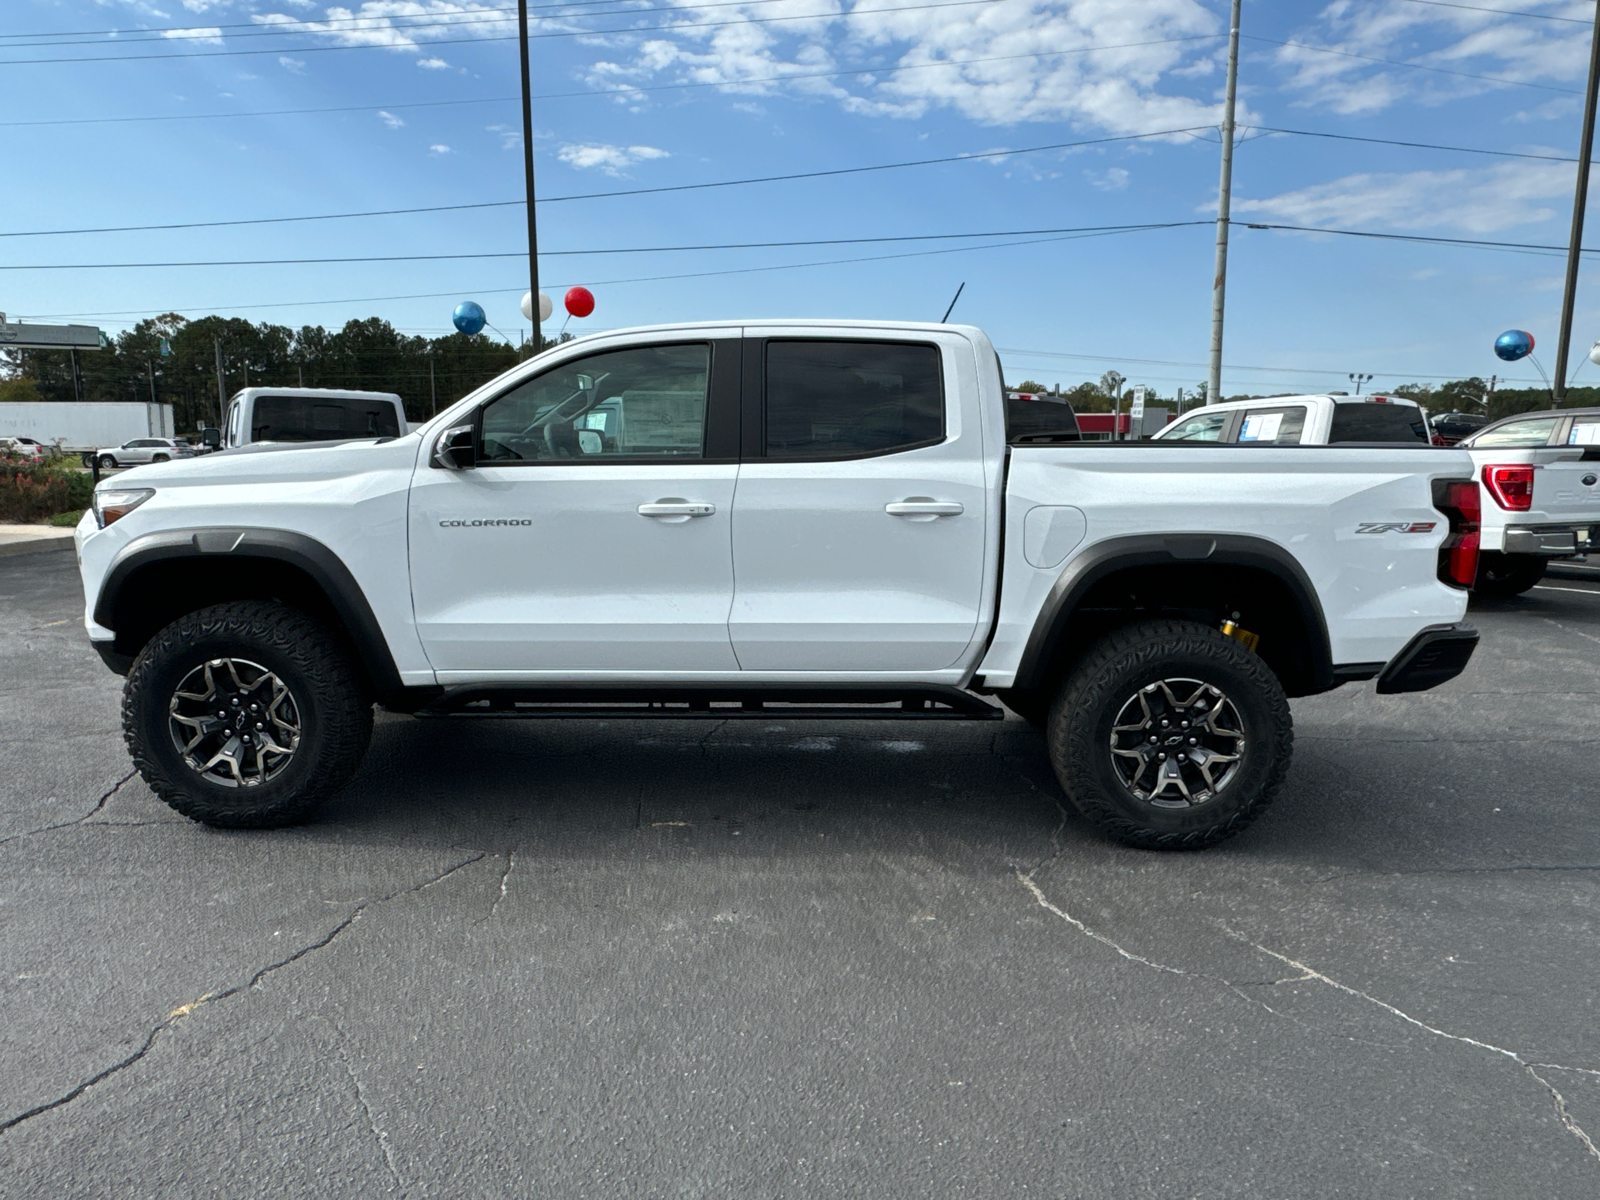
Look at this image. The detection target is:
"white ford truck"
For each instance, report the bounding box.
[75,321,1483,849]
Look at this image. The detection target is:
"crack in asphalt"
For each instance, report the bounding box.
[1013,863,1600,1170]
[487,851,516,922]
[0,770,137,847]
[0,852,487,1136]
[326,1020,406,1196]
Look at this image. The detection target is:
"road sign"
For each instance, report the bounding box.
[0,320,106,350]
[1129,386,1147,421]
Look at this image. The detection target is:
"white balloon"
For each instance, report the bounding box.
[520,291,554,322]
[1588,340,1600,367]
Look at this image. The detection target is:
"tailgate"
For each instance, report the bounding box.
[1530,445,1600,525]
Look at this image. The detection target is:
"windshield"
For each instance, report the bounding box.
[250,395,401,443]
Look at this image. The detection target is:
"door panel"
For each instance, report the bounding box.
[410,464,738,673]
[408,337,742,677]
[729,337,987,672]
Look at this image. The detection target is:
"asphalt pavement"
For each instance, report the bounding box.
[2,547,1598,1198]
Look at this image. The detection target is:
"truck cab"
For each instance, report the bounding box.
[215,388,409,450]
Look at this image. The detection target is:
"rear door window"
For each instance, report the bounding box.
[1327,402,1429,444]
[1160,411,1231,442]
[1236,406,1307,445]
[1470,415,1561,448]
[763,340,943,459]
[1566,418,1600,446]
[251,396,401,443]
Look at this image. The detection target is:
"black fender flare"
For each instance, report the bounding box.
[1010,533,1334,694]
[95,527,405,699]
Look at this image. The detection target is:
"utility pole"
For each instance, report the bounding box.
[69,348,83,402]
[430,357,438,417]
[1554,2,1600,403]
[518,0,541,334]
[1207,0,1243,409]
[147,360,156,405]
[298,364,304,387]
[213,338,226,426]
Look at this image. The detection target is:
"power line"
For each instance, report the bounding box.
[1399,0,1591,23]
[0,0,843,51]
[1237,220,1599,257]
[1243,34,1583,94]
[19,224,1198,322]
[0,222,1210,270]
[0,127,1210,239]
[1258,124,1594,163]
[0,0,1016,66]
[8,35,1217,129]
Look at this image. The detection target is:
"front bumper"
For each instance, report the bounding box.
[1375,623,1479,694]
[1503,524,1596,556]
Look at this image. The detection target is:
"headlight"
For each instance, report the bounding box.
[93,487,154,528]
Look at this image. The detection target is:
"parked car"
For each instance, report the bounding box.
[1431,410,1489,445]
[1458,407,1600,596]
[0,436,45,461]
[93,438,196,470]
[77,320,1479,850]
[1154,393,1433,446]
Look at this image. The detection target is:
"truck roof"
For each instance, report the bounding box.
[227,387,404,402]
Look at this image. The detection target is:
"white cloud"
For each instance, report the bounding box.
[557,142,671,175]
[377,110,405,127]
[1272,0,1595,115]
[487,123,522,150]
[417,57,451,69]
[429,143,453,155]
[1087,166,1130,191]
[573,0,1235,133]
[1232,159,1577,235]
[252,2,519,55]
[278,55,306,72]
[181,0,230,10]
[163,25,223,43]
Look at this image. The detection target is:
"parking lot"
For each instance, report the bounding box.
[2,547,1598,1197]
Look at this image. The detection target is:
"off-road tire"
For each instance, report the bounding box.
[1046,619,1293,850]
[123,601,372,828]
[1473,551,1546,598]
[97,455,117,470]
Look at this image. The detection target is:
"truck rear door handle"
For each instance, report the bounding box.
[638,501,716,517]
[885,500,963,516]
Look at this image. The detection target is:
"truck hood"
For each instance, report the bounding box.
[102,434,423,489]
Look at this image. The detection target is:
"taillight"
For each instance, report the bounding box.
[1431,479,1480,589]
[1483,463,1535,511]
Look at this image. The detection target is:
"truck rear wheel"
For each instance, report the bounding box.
[1046,619,1293,850]
[1473,551,1546,598]
[122,601,373,829]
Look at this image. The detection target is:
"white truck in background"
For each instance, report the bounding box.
[77,321,1482,851]
[1155,393,1435,446]
[1458,407,1600,596]
[206,388,410,451]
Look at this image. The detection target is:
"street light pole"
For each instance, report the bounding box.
[1348,372,1372,396]
[517,0,541,348]
[1207,0,1243,409]
[1554,1,1600,404]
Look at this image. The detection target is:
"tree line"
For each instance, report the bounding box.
[0,313,565,433]
[2,311,1593,431]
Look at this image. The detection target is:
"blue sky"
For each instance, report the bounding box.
[5,0,1600,398]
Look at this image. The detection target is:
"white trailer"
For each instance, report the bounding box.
[0,401,175,452]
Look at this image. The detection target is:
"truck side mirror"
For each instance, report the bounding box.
[200,428,222,448]
[432,424,477,470]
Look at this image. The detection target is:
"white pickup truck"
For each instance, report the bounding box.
[1458,406,1600,596]
[1154,392,1433,446]
[75,321,1482,850]
[205,387,409,451]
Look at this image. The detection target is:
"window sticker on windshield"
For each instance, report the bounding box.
[1239,412,1283,442]
[1570,421,1600,445]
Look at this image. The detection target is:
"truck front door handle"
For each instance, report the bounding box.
[638,501,716,518]
[885,500,964,517]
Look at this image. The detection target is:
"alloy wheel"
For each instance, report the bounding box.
[1108,678,1246,809]
[168,658,302,787]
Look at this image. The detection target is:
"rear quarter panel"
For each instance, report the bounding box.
[982,445,1474,684]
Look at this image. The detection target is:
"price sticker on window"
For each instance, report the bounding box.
[1239,412,1283,443]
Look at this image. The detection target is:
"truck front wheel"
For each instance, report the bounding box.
[1473,551,1546,597]
[122,601,373,828]
[1047,620,1293,850]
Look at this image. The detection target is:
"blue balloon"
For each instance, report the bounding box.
[1494,329,1534,362]
[452,301,486,336]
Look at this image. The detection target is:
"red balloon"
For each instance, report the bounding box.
[564,286,595,318]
